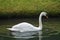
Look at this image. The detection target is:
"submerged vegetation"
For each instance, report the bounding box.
[0,0,60,18]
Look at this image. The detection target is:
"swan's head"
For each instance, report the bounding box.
[40,12,48,19]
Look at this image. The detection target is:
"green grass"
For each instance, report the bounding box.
[0,0,60,16]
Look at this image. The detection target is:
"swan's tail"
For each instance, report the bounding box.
[7,28,19,31]
[7,28,11,30]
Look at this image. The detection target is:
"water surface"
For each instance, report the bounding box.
[0,18,60,40]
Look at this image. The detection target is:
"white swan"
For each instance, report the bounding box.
[7,12,48,32]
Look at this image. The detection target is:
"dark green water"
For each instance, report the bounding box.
[0,18,60,40]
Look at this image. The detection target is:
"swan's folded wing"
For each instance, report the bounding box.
[11,22,38,32]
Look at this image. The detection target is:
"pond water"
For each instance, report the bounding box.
[0,18,60,40]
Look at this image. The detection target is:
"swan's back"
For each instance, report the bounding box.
[12,22,38,32]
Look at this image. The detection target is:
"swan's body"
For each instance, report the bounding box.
[8,22,41,32]
[7,12,47,32]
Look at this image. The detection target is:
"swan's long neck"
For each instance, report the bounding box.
[38,14,42,30]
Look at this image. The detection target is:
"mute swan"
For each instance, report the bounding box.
[7,12,48,32]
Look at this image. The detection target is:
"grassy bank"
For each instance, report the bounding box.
[0,0,60,18]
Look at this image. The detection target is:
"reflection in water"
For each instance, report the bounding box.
[0,30,60,40]
[11,31,42,40]
[0,28,60,40]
